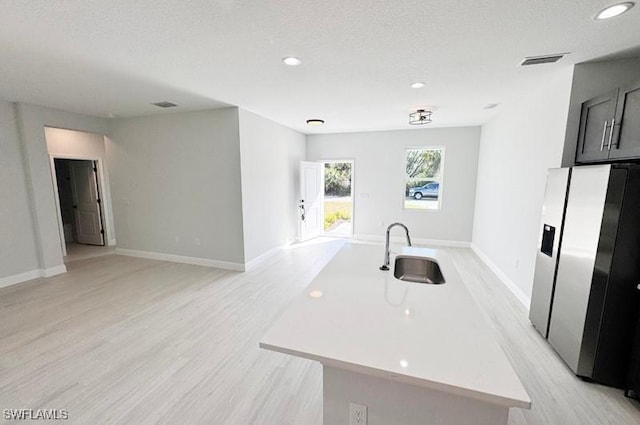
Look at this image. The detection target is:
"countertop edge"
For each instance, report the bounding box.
[259,341,532,409]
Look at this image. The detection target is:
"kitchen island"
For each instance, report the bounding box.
[260,243,531,425]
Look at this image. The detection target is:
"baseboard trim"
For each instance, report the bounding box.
[470,243,530,309]
[0,270,41,289]
[43,264,67,277]
[108,238,117,247]
[114,248,245,272]
[352,233,471,248]
[245,243,288,271]
[0,264,68,289]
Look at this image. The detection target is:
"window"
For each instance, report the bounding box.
[404,147,444,210]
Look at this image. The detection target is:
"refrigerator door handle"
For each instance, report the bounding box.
[607,118,616,150]
[601,121,608,151]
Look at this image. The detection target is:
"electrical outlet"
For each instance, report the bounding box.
[349,402,367,425]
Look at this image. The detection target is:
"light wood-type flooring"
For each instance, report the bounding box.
[1,238,640,424]
[64,243,115,264]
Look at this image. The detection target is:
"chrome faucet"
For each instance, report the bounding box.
[379,222,412,270]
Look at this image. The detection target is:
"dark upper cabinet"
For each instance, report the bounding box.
[576,79,640,164]
[576,90,618,163]
[609,80,640,160]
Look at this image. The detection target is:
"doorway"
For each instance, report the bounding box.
[322,161,354,237]
[53,158,106,256]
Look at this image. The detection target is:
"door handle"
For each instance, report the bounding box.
[299,200,305,221]
[600,120,608,151]
[607,118,616,150]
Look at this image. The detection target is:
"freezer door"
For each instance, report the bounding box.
[529,168,570,337]
[548,165,611,373]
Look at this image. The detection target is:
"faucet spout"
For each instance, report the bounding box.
[379,222,412,271]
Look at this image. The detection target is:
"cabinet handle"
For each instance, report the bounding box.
[600,120,608,151]
[607,118,616,150]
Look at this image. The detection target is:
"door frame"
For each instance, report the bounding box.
[319,159,355,237]
[49,154,113,256]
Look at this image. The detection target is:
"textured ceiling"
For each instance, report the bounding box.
[0,0,639,134]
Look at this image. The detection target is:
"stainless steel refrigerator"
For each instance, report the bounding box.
[530,164,640,388]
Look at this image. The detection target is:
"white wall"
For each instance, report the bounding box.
[13,103,109,272]
[0,101,40,281]
[238,109,305,263]
[561,57,640,166]
[46,127,107,157]
[472,66,574,303]
[106,108,245,267]
[307,127,480,243]
[45,127,116,246]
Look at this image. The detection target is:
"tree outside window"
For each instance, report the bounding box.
[404,148,444,210]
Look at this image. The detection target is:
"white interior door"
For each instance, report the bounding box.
[70,160,104,246]
[299,161,323,241]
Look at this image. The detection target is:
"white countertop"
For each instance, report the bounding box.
[260,243,531,409]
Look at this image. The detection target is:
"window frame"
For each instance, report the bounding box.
[402,146,445,212]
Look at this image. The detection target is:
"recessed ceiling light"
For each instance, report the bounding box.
[306,119,325,126]
[282,56,302,66]
[410,82,425,89]
[309,290,323,298]
[483,103,499,110]
[595,2,635,19]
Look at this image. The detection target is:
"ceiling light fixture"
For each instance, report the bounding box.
[409,109,432,125]
[282,56,302,66]
[306,119,325,126]
[151,101,178,108]
[410,82,425,89]
[595,2,635,19]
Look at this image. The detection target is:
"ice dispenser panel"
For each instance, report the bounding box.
[541,224,555,257]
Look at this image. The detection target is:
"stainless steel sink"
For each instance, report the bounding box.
[393,256,445,284]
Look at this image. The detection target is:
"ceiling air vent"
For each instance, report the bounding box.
[151,101,178,108]
[520,53,568,66]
